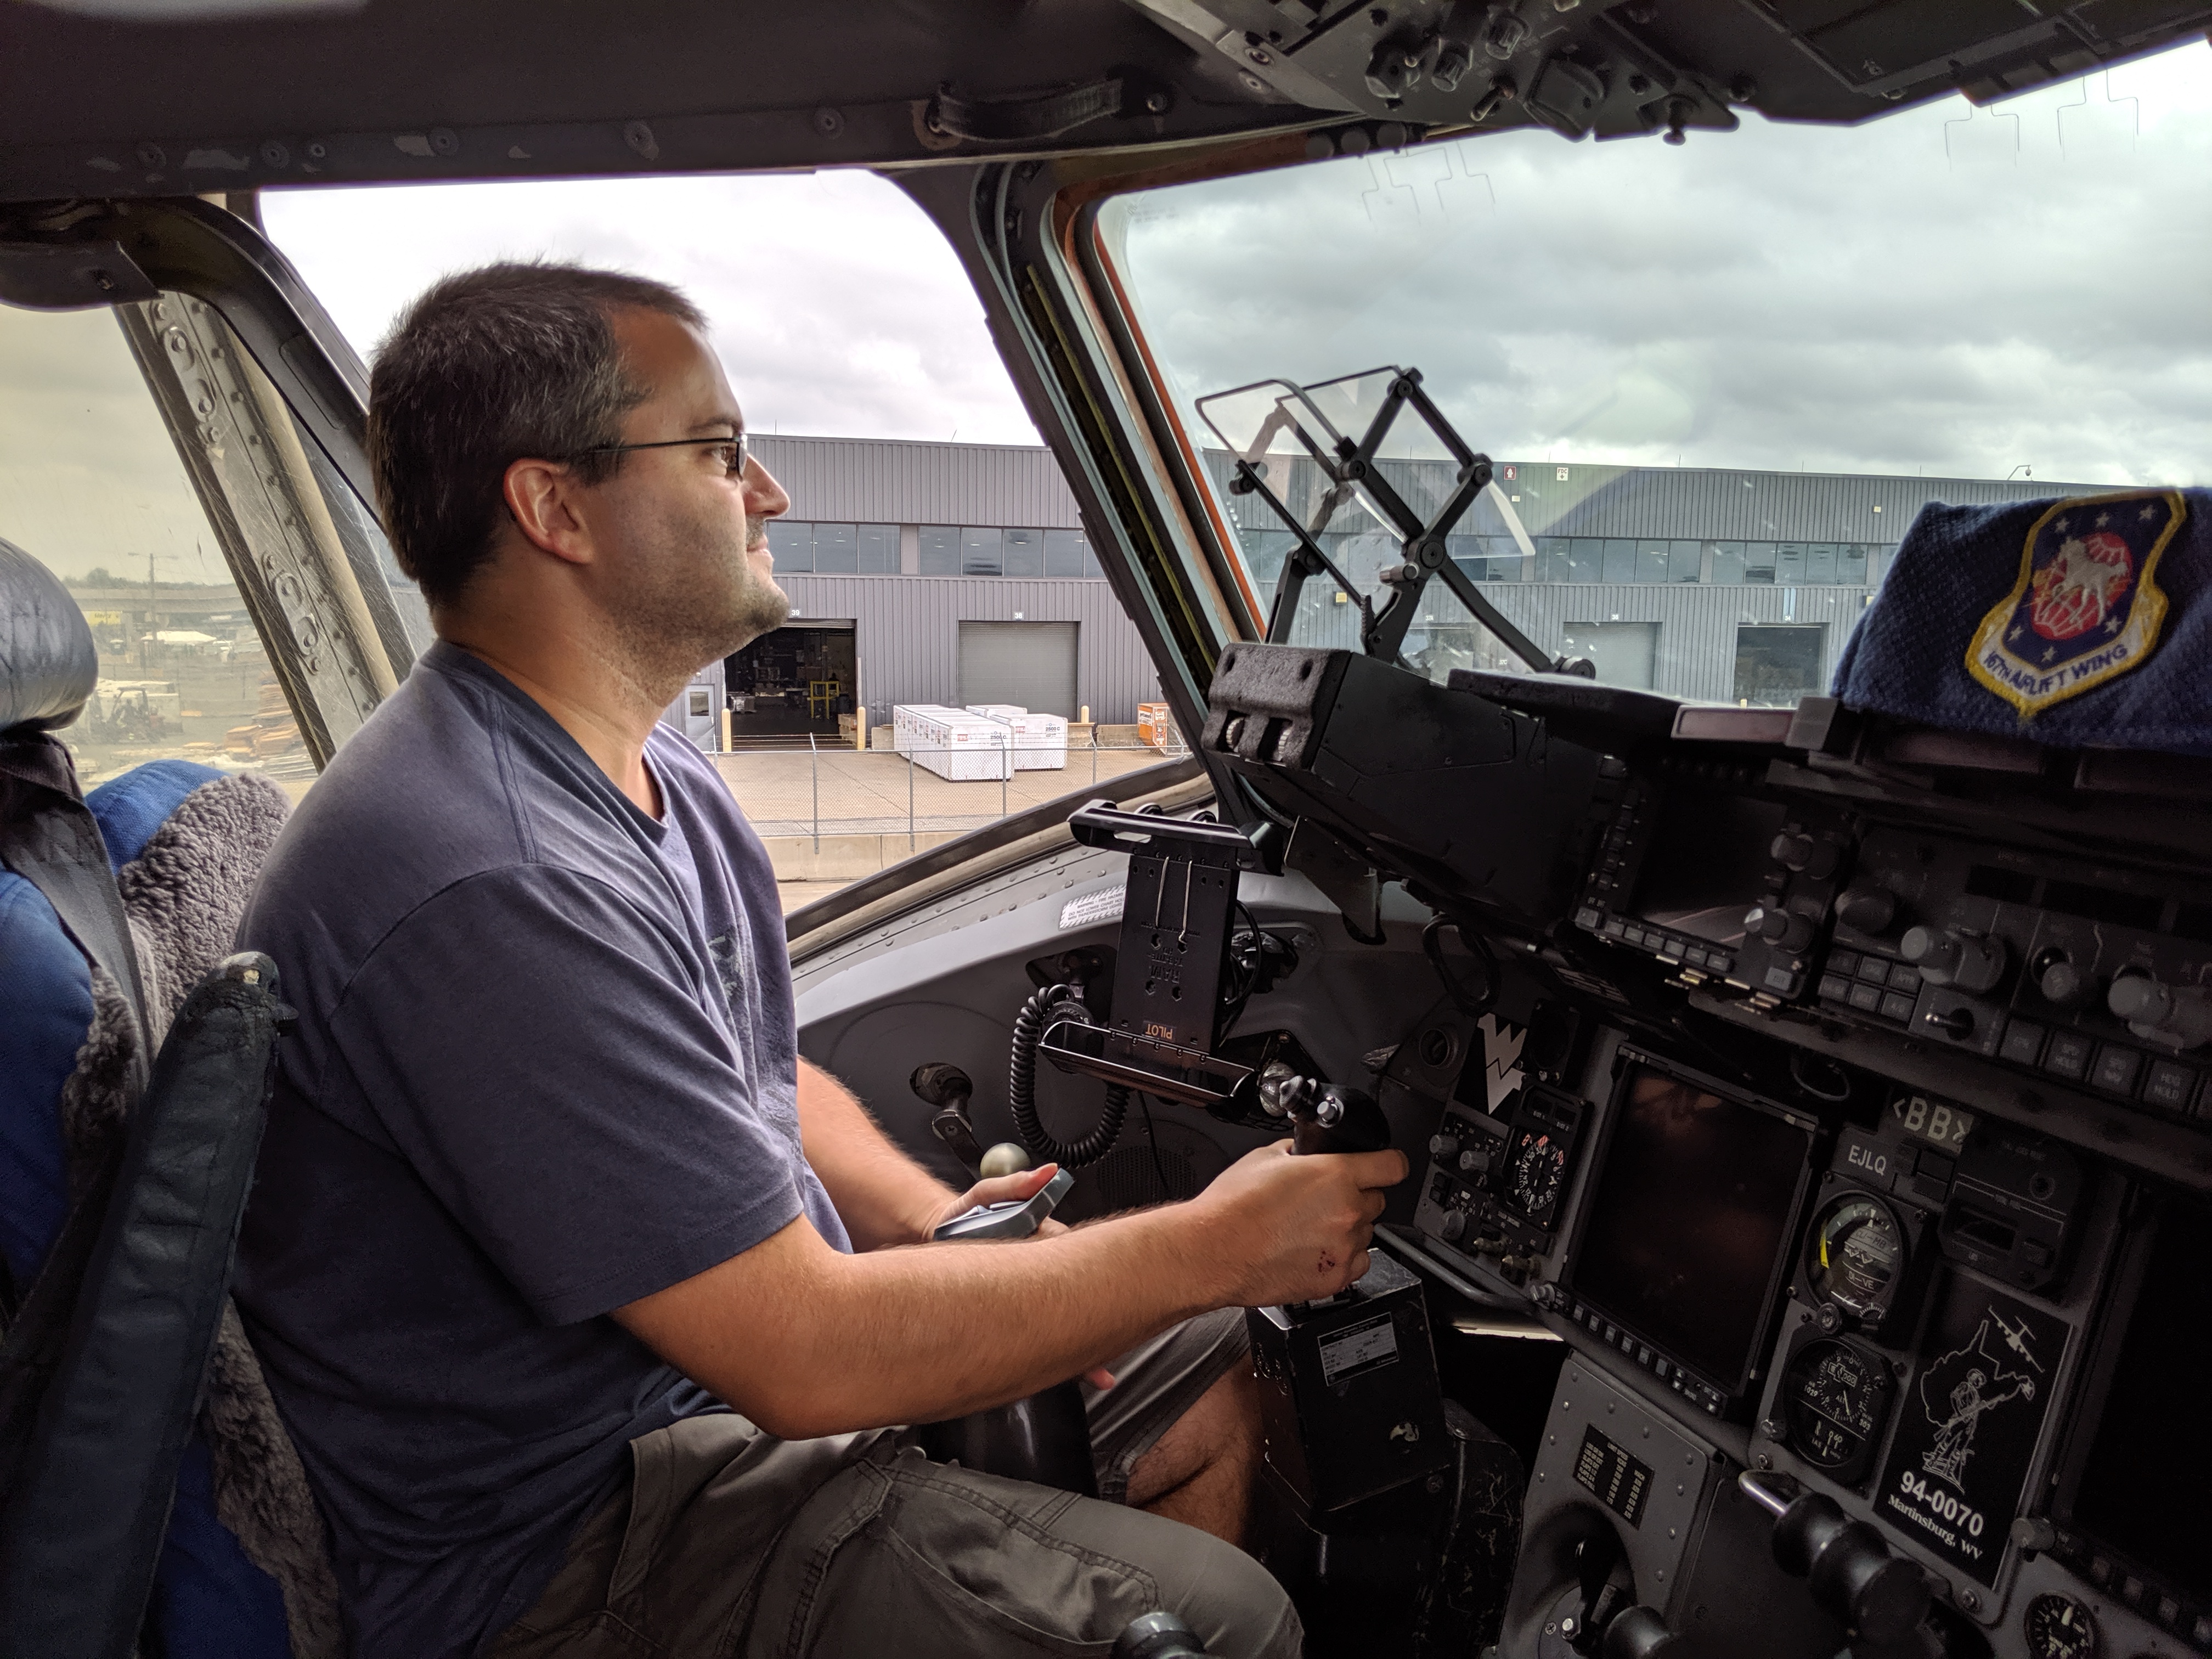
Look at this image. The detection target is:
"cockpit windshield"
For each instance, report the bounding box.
[1097,42,2212,705]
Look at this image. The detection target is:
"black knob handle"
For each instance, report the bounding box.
[2107,971,2163,1023]
[1429,1132,1460,1159]
[1771,832,1815,871]
[910,1062,974,1108]
[1898,926,1950,969]
[1769,1486,1932,1644]
[1901,927,2006,993]
[1601,1605,1680,1659]
[1441,1209,1468,1243]
[1837,888,1896,934]
[2036,953,2092,1011]
[1458,1147,1489,1175]
[1757,909,1816,952]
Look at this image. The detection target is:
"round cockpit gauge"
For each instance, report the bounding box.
[1807,1193,1906,1321]
[1780,1336,1895,1481]
[1508,1130,1567,1221]
[2023,1593,2098,1659]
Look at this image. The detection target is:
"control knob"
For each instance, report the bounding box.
[1836,887,1897,935]
[2107,972,2212,1051]
[1756,908,1817,953]
[1770,832,1840,880]
[1899,926,2007,994]
[2033,950,2095,1012]
[1440,1209,1468,1244]
[1531,1281,1567,1312]
[1458,1147,1491,1176]
[1428,1131,1460,1160]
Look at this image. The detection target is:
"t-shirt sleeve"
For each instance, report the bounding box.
[322,865,805,1325]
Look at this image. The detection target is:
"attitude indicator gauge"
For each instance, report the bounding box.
[2023,1594,2097,1659]
[1779,1336,1894,1483]
[1807,1193,1907,1325]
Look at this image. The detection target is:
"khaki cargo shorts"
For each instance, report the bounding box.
[490,1310,1300,1659]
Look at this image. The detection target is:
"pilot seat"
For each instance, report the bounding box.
[0,535,338,1658]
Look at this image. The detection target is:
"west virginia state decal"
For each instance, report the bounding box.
[1966,489,2186,716]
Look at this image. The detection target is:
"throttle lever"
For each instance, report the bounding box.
[1740,1470,1931,1644]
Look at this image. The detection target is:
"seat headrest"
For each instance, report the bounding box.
[0,537,97,736]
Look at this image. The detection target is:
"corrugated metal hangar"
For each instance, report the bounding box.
[716,433,1157,743]
[710,430,2095,742]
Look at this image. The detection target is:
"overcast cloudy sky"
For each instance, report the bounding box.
[2,42,2205,587]
[1113,41,2212,487]
[263,171,1038,447]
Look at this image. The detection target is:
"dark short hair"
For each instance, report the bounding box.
[366,261,707,608]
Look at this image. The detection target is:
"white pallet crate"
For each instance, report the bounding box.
[965,704,1068,770]
[894,704,1013,780]
[890,703,965,756]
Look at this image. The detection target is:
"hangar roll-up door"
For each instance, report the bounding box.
[957,621,1078,717]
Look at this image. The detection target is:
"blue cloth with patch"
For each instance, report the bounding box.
[1833,488,2212,754]
[0,758,290,1659]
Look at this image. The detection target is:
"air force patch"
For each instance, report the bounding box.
[1965,490,2187,717]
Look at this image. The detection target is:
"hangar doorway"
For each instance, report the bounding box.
[958,620,1077,717]
[724,621,856,742]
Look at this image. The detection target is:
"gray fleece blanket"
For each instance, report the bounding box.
[62,771,345,1659]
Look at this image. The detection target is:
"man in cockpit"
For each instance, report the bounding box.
[234,262,1405,1659]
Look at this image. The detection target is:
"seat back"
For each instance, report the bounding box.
[0,540,336,1657]
[0,954,290,1657]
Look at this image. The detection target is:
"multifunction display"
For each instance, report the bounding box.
[1566,1056,1819,1412]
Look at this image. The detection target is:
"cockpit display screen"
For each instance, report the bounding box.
[1570,1059,1818,1396]
[2064,1190,2212,1600]
[1629,791,1789,947]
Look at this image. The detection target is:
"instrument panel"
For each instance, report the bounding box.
[1203,644,2212,1659]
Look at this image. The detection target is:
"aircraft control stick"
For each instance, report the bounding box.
[1258,1062,1392,1156]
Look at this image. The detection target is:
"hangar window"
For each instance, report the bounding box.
[768,522,903,575]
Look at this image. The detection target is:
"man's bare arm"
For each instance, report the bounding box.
[613,1139,1407,1440]
[793,1058,962,1250]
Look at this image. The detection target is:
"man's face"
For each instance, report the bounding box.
[587,308,792,676]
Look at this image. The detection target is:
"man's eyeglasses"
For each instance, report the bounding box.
[565,432,749,477]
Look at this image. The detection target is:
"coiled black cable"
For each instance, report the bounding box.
[1008,983,1128,1169]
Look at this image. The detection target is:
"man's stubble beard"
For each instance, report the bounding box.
[609,501,790,709]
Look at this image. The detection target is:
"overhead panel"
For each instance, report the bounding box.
[1124,0,2212,145]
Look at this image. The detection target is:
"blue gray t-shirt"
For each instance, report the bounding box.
[234,642,851,1659]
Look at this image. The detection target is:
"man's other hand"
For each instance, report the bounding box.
[919,1161,1063,1243]
[921,1164,1116,1389]
[1189,1140,1407,1308]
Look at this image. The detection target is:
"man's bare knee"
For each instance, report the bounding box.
[1125,1363,1265,1543]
